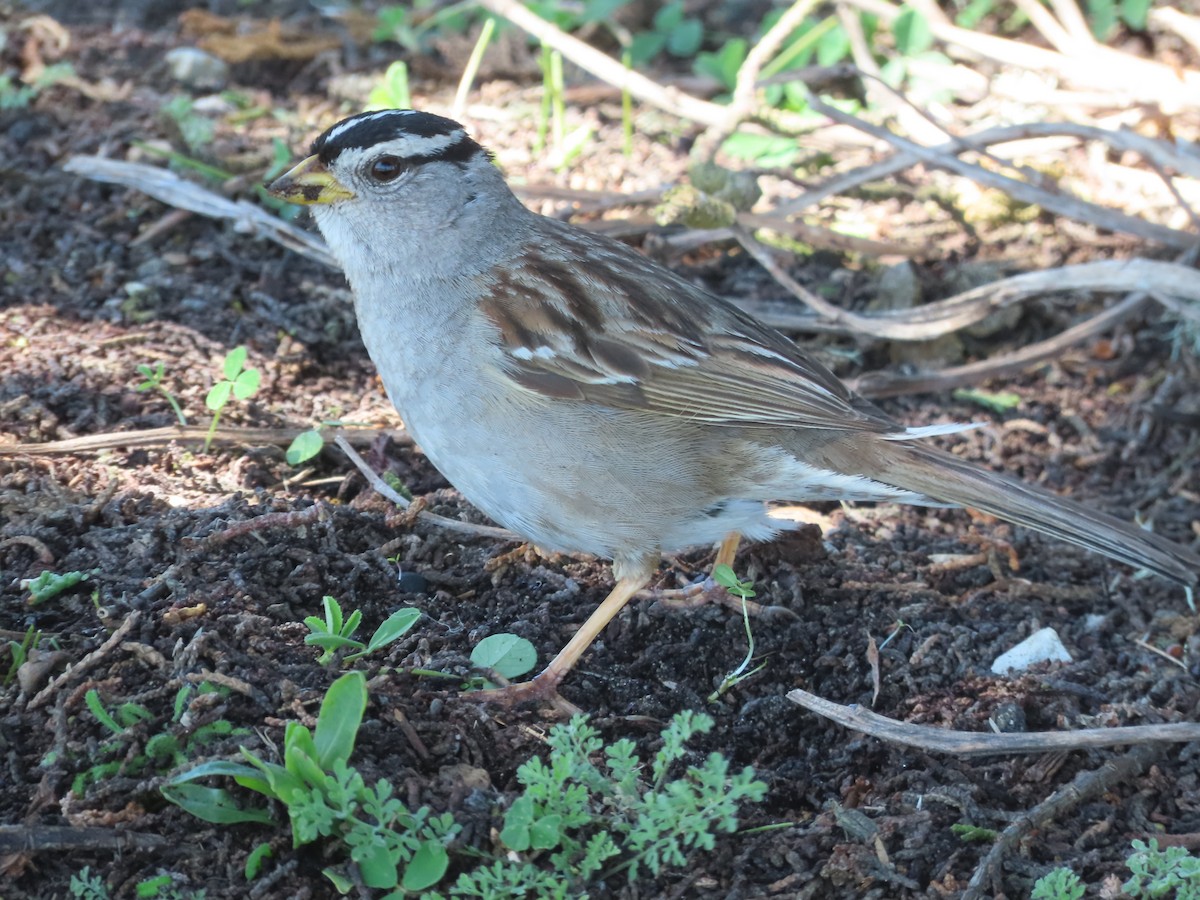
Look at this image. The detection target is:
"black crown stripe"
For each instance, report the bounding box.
[313,110,479,165]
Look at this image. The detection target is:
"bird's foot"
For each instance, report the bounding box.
[470,672,582,717]
[648,575,798,622]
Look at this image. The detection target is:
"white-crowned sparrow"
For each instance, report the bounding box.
[269,109,1199,702]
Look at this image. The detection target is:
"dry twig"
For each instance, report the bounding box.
[62,156,338,268]
[788,688,1200,754]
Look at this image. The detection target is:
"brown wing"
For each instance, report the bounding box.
[478,222,901,435]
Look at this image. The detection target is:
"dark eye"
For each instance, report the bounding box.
[369,155,405,182]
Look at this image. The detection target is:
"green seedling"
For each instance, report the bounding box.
[367,60,411,111]
[161,94,215,152]
[708,565,767,701]
[303,596,421,665]
[135,362,188,426]
[204,346,260,451]
[285,428,324,465]
[69,867,108,900]
[25,569,90,605]
[4,625,41,686]
[452,16,497,115]
[165,671,458,892]
[1031,867,1085,900]
[951,823,998,842]
[73,683,246,797]
[492,710,767,887]
[165,675,768,895]
[0,61,74,110]
[1124,838,1200,898]
[952,387,1021,414]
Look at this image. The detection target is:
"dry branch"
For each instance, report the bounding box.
[62,156,338,268]
[788,688,1200,754]
[840,0,1200,111]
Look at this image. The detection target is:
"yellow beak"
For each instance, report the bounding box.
[267,155,355,205]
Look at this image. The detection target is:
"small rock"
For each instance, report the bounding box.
[868,260,921,312]
[165,47,228,91]
[991,626,1073,674]
[396,570,429,594]
[989,701,1027,733]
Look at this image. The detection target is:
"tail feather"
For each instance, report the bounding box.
[861,440,1199,587]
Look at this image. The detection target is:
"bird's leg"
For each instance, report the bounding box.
[471,572,651,711]
[714,531,742,569]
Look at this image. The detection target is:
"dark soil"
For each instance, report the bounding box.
[2,6,1198,900]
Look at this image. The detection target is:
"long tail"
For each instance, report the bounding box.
[855,440,1199,586]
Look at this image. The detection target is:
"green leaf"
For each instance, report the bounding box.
[238,751,301,800]
[653,1,683,30]
[893,7,933,55]
[358,843,399,890]
[304,633,366,654]
[694,38,746,91]
[313,671,367,769]
[1086,0,1117,40]
[223,345,248,380]
[954,0,996,29]
[206,380,233,411]
[580,0,627,25]
[529,813,562,850]
[325,595,344,632]
[499,794,534,851]
[233,368,261,400]
[470,633,537,678]
[159,783,275,825]
[721,131,801,168]
[1119,0,1149,30]
[816,23,851,66]
[364,607,422,652]
[136,875,173,897]
[951,387,1021,414]
[85,689,125,735]
[245,842,273,880]
[286,429,324,465]
[401,840,449,891]
[322,868,354,892]
[666,18,703,57]
[951,823,998,842]
[629,31,666,65]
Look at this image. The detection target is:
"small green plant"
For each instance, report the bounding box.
[951,823,998,842]
[161,95,216,152]
[1124,838,1200,899]
[486,710,767,889]
[286,428,325,465]
[303,596,421,665]
[70,866,108,900]
[204,346,260,451]
[135,362,188,426]
[367,60,412,111]
[708,565,767,701]
[3,625,41,686]
[374,0,477,52]
[24,569,90,605]
[626,0,704,65]
[165,678,767,896]
[73,683,247,797]
[1031,866,1085,900]
[952,387,1021,414]
[164,671,458,893]
[1087,0,1151,41]
[0,61,74,109]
